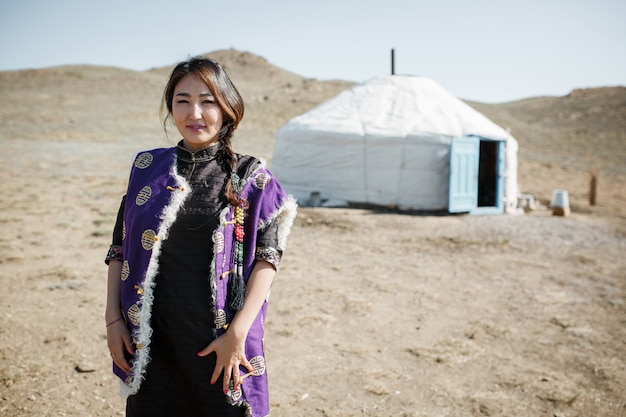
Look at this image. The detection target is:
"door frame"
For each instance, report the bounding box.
[448,136,505,214]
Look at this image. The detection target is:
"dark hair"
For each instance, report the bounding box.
[161,56,245,206]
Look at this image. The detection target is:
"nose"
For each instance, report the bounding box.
[191,102,202,119]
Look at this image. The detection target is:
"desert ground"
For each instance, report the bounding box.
[0,50,625,416]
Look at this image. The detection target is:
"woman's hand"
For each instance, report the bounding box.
[105,260,134,373]
[197,261,276,394]
[197,329,253,394]
[106,319,135,374]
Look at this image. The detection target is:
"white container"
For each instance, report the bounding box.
[550,189,570,216]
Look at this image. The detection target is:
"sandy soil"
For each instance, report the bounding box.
[0,51,625,416]
[0,134,624,417]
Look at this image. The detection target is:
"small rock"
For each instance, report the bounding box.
[75,363,96,373]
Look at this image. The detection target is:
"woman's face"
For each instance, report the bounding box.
[172,74,224,152]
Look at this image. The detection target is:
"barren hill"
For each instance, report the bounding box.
[0,48,624,215]
[470,87,626,177]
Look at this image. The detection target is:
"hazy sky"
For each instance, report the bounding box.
[1,0,624,103]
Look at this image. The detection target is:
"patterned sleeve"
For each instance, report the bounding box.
[104,196,126,265]
[255,219,283,270]
[237,156,284,269]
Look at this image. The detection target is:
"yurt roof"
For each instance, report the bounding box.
[278,75,513,141]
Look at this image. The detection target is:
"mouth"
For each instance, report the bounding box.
[187,124,206,131]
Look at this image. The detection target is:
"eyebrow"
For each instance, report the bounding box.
[175,92,214,97]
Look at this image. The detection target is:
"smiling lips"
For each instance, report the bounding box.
[187,124,206,131]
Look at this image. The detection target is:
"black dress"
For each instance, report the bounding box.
[110,143,278,417]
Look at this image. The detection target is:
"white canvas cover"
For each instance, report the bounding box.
[272,75,519,212]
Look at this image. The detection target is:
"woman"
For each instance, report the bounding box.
[104,57,296,417]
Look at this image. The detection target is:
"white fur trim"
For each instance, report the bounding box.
[123,165,191,397]
[210,205,233,312]
[274,196,298,250]
[119,380,133,398]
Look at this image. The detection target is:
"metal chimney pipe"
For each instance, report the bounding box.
[391,48,395,75]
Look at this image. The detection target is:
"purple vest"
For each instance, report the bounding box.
[115,147,296,417]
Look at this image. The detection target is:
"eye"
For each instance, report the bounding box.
[175,99,189,104]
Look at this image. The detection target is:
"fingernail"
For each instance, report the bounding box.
[223,389,228,394]
[197,351,203,356]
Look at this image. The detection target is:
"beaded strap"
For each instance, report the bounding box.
[234,205,245,277]
[228,172,247,311]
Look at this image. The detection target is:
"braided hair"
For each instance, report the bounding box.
[161,56,245,206]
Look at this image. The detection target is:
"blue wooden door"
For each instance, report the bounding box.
[495,140,505,210]
[449,136,479,213]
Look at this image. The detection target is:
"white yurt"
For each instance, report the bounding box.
[271,75,519,214]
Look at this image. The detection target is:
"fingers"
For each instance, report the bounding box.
[106,321,134,374]
[123,333,135,355]
[222,365,233,394]
[109,345,131,374]
[108,336,131,373]
[241,356,254,374]
[229,356,254,392]
[196,337,250,393]
[231,357,251,388]
[218,358,246,394]
[198,342,221,385]
[210,363,223,387]
[116,354,131,374]
[197,340,215,358]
